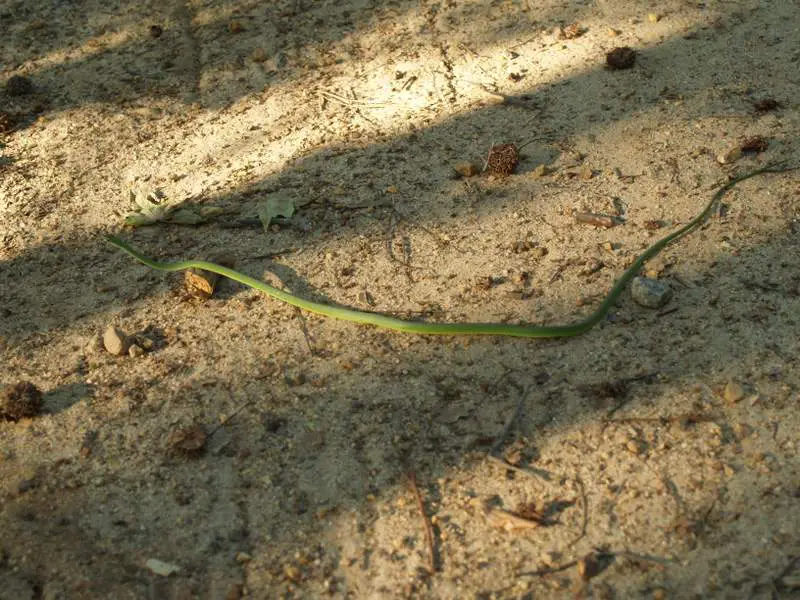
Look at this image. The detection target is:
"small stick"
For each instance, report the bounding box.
[489,387,528,456]
[574,212,620,228]
[518,548,673,578]
[294,308,317,355]
[207,400,254,439]
[486,454,552,482]
[567,475,589,548]
[408,472,437,574]
[518,558,579,578]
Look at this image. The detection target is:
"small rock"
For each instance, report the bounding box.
[145,558,181,576]
[723,381,745,404]
[630,276,672,308]
[128,344,145,358]
[531,163,550,178]
[560,23,585,39]
[580,165,594,180]
[185,268,221,299]
[167,425,207,457]
[228,20,244,33]
[717,145,742,164]
[252,47,267,63]
[5,75,34,96]
[578,553,602,580]
[103,325,129,356]
[284,565,302,582]
[732,422,751,439]
[454,162,480,178]
[235,552,252,563]
[626,439,646,455]
[647,13,660,23]
[782,574,800,589]
[0,382,43,420]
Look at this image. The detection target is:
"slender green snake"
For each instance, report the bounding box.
[106,164,792,338]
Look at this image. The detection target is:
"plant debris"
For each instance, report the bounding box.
[167,424,208,457]
[559,23,586,39]
[485,143,519,176]
[1,382,43,420]
[606,47,636,70]
[0,111,16,133]
[575,212,619,228]
[740,136,768,154]
[752,98,781,113]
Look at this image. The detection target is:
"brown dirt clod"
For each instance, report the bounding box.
[606,47,637,70]
[1,382,44,420]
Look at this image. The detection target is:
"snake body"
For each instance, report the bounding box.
[106,165,791,338]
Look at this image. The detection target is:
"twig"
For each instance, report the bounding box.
[548,264,566,284]
[408,472,437,575]
[566,475,588,548]
[485,386,554,481]
[489,387,528,456]
[574,212,621,228]
[517,558,579,578]
[317,89,388,109]
[247,247,300,260]
[294,308,317,355]
[518,548,674,578]
[207,400,254,439]
[478,84,540,111]
[486,454,552,482]
[614,550,676,566]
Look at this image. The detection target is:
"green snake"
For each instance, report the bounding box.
[106,164,792,338]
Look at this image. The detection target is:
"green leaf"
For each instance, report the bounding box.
[124,187,172,227]
[257,193,295,232]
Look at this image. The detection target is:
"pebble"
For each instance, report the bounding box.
[128,344,145,358]
[531,164,550,178]
[717,145,742,164]
[732,422,751,439]
[454,162,480,177]
[145,558,181,576]
[252,47,267,63]
[626,439,646,455]
[723,381,745,404]
[103,325,129,356]
[630,276,672,308]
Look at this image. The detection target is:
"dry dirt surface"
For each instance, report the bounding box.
[1,0,799,598]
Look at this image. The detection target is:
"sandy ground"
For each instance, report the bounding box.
[1,0,799,598]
